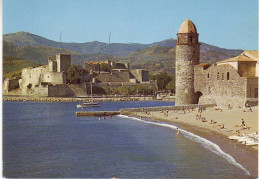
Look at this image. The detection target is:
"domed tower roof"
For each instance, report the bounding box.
[178,19,197,33]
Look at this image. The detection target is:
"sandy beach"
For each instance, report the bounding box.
[130,105,258,178]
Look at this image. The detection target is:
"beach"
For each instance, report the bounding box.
[130,105,258,178]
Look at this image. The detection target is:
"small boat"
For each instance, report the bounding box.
[77,102,99,108]
[77,81,99,108]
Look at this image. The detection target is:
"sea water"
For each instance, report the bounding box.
[3,101,249,178]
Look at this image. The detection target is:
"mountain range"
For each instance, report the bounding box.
[3,31,244,76]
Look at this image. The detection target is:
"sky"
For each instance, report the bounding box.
[3,0,259,50]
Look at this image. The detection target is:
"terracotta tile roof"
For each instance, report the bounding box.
[218,50,258,63]
[198,63,210,66]
[178,19,197,33]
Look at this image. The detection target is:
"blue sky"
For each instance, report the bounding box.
[3,0,258,50]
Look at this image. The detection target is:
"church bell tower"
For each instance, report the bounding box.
[175,19,200,105]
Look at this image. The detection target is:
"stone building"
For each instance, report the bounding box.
[84,60,150,85]
[175,19,258,107]
[18,54,73,97]
[175,19,200,105]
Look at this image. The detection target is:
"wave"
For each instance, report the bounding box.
[117,114,250,176]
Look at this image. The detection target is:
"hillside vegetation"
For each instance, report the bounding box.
[4,31,243,57]
[3,55,39,79]
[115,46,241,75]
[3,31,245,76]
[4,40,80,65]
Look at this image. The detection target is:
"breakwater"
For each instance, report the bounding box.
[75,104,215,116]
[76,111,120,116]
[120,104,215,115]
[3,96,154,102]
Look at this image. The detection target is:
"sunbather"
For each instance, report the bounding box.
[219,124,224,129]
[209,120,217,124]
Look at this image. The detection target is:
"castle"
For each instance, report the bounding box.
[84,61,149,85]
[15,54,73,96]
[175,19,258,107]
[3,54,153,97]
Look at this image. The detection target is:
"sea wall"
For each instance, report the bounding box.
[76,111,120,116]
[120,104,215,115]
[3,96,154,102]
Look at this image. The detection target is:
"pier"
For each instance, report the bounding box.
[76,111,120,117]
[75,104,215,117]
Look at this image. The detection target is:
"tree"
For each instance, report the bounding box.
[150,72,172,90]
[166,80,175,93]
[116,86,128,95]
[67,65,84,84]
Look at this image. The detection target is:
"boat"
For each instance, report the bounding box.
[77,102,99,108]
[77,81,99,108]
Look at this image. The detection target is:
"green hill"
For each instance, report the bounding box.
[3,40,80,65]
[4,31,243,57]
[115,46,241,75]
[3,55,39,79]
[3,32,244,76]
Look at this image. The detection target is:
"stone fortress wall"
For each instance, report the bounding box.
[84,60,150,84]
[16,54,72,96]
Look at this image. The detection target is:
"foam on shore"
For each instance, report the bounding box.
[117,114,250,176]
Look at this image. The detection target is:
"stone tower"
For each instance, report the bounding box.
[175,19,200,105]
[56,54,71,72]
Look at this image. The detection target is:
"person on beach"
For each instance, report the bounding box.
[201,117,207,122]
[176,128,180,134]
[165,110,169,117]
[182,107,185,114]
[227,104,232,110]
[218,124,224,129]
[241,119,245,126]
[209,120,216,124]
[233,129,241,136]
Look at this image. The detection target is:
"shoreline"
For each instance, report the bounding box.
[3,98,258,177]
[127,106,258,178]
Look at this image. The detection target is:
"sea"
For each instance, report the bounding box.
[3,101,250,178]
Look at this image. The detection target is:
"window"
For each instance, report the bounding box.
[188,36,193,42]
[207,73,209,78]
[222,73,224,80]
[227,72,229,80]
[217,72,219,80]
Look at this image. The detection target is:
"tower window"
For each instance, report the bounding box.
[207,73,209,78]
[217,72,219,80]
[227,72,229,80]
[188,36,193,42]
[222,73,224,80]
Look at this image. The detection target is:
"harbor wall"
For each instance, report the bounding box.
[120,104,215,115]
[76,111,120,116]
